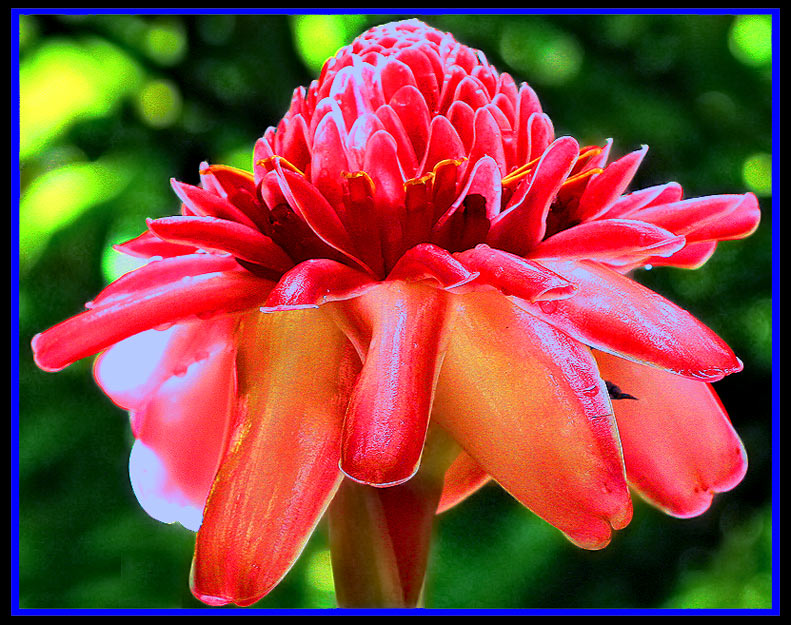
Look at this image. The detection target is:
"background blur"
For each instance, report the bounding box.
[16,12,774,610]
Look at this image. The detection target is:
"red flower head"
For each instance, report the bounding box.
[31,19,760,607]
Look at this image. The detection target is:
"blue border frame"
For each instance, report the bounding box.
[11,7,780,616]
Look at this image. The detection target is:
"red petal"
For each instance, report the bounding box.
[88,253,240,309]
[595,351,747,517]
[363,130,407,270]
[419,115,466,175]
[572,145,648,222]
[170,179,259,230]
[395,46,440,112]
[488,136,579,252]
[433,293,632,549]
[528,218,686,263]
[32,271,272,372]
[388,84,431,162]
[629,193,755,241]
[261,258,377,312]
[514,260,743,381]
[114,230,198,259]
[386,243,479,289]
[468,107,507,178]
[643,240,719,270]
[191,308,359,606]
[601,182,684,219]
[374,103,419,178]
[274,165,373,275]
[332,282,455,486]
[310,108,352,209]
[146,216,294,273]
[454,244,578,302]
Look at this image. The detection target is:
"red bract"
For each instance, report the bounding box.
[31,19,760,608]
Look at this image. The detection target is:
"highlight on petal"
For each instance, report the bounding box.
[191,307,360,607]
[128,332,237,530]
[432,291,632,549]
[595,351,748,518]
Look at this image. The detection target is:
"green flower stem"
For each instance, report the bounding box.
[327,425,459,609]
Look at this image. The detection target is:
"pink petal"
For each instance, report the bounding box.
[594,351,748,517]
[32,270,273,372]
[129,331,236,530]
[332,282,455,486]
[191,308,359,606]
[93,316,238,413]
[514,260,743,381]
[432,292,632,549]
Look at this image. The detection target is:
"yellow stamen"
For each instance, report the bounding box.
[256,155,305,176]
[343,170,376,195]
[199,163,255,182]
[501,154,542,186]
[576,145,603,162]
[404,171,434,192]
[561,167,603,188]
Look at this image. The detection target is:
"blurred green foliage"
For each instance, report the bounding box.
[16,12,774,611]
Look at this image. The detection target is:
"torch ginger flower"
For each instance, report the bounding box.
[31,19,760,608]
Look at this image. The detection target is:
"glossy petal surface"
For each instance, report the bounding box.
[191,308,359,606]
[432,292,632,549]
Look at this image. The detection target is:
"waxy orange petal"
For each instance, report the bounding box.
[432,292,632,549]
[191,308,360,607]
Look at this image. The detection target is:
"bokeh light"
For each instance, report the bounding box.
[728,15,772,67]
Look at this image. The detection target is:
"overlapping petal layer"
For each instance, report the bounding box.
[30,18,759,609]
